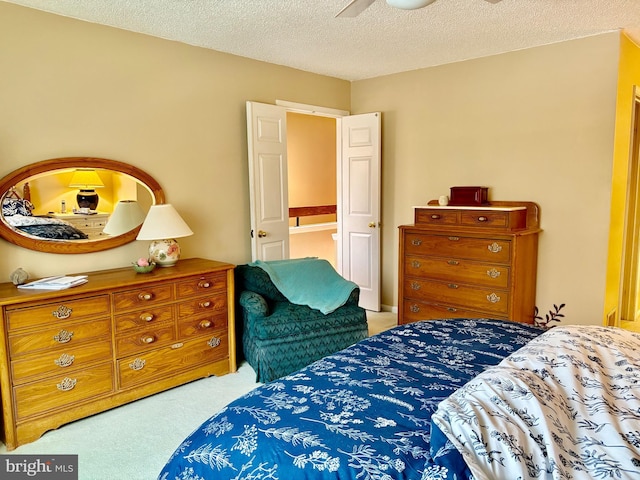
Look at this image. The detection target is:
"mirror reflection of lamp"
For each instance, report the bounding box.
[68,169,104,210]
[136,204,193,267]
[102,200,145,236]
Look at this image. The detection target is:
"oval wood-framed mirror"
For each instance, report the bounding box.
[0,157,165,254]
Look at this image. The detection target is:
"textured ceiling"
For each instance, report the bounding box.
[4,0,640,81]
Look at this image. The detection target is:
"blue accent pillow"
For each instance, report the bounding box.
[2,198,34,216]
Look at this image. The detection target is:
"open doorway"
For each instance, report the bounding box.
[287,112,338,269]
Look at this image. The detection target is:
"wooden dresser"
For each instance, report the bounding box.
[398,201,540,325]
[0,257,236,450]
[51,212,110,239]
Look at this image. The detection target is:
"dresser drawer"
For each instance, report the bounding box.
[117,332,228,388]
[113,284,174,311]
[177,312,227,339]
[176,272,227,299]
[403,277,509,314]
[14,362,114,419]
[9,317,111,357]
[11,341,112,384]
[177,294,227,318]
[404,256,510,288]
[115,323,176,357]
[402,299,498,323]
[114,305,174,333]
[415,208,459,226]
[6,295,111,331]
[404,233,511,263]
[460,209,526,229]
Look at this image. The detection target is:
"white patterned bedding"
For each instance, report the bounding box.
[431,325,640,480]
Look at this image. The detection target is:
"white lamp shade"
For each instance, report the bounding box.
[68,169,104,188]
[136,204,193,241]
[103,200,145,236]
[386,0,436,9]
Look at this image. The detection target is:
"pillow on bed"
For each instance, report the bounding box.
[431,325,640,480]
[2,198,34,216]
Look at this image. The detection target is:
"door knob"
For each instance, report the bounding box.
[368,222,376,228]
[257,230,267,238]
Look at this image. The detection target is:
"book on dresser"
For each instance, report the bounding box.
[398,200,541,325]
[0,257,236,450]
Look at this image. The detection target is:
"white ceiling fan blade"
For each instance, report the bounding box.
[386,0,436,9]
[484,0,502,3]
[336,0,376,18]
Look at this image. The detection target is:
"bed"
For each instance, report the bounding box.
[2,197,89,240]
[158,318,640,480]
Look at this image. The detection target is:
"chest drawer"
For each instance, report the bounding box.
[113,284,174,311]
[404,255,510,288]
[415,208,459,226]
[14,362,114,419]
[403,277,509,314]
[117,331,228,388]
[404,232,511,263]
[402,299,497,323]
[176,273,227,298]
[178,312,227,339]
[177,294,227,318]
[114,305,174,333]
[9,317,111,357]
[11,341,112,384]
[115,323,176,357]
[6,295,111,331]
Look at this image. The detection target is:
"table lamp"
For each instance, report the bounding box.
[136,204,193,267]
[68,169,104,210]
[103,200,145,236]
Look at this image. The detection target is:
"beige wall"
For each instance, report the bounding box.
[0,3,623,324]
[352,33,619,323]
[0,3,349,278]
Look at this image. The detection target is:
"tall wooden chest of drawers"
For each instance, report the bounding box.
[398,201,540,325]
[0,257,236,450]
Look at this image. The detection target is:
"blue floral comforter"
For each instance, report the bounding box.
[158,318,543,480]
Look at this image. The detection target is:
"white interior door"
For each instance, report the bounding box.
[246,101,289,261]
[339,112,381,311]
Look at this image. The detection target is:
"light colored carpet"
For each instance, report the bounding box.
[0,311,397,480]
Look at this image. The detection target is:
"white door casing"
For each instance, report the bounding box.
[339,112,381,311]
[246,101,289,261]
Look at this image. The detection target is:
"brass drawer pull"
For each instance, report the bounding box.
[410,304,420,313]
[199,300,212,308]
[54,353,75,368]
[410,282,421,290]
[52,305,73,320]
[487,268,501,279]
[477,216,488,222]
[411,260,421,268]
[56,377,77,392]
[411,239,422,246]
[140,335,156,344]
[448,236,460,241]
[446,307,458,312]
[447,284,459,289]
[53,329,74,344]
[198,280,211,289]
[129,358,146,371]
[430,214,441,220]
[487,293,501,303]
[208,336,221,348]
[140,312,154,322]
[447,260,459,265]
[487,242,503,253]
[171,342,184,349]
[199,319,212,329]
[138,292,153,301]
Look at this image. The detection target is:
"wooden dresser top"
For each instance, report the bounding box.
[0,257,234,307]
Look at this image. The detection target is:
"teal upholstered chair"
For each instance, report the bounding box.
[236,263,368,383]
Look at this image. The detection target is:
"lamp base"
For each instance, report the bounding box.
[77,190,99,210]
[148,239,181,267]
